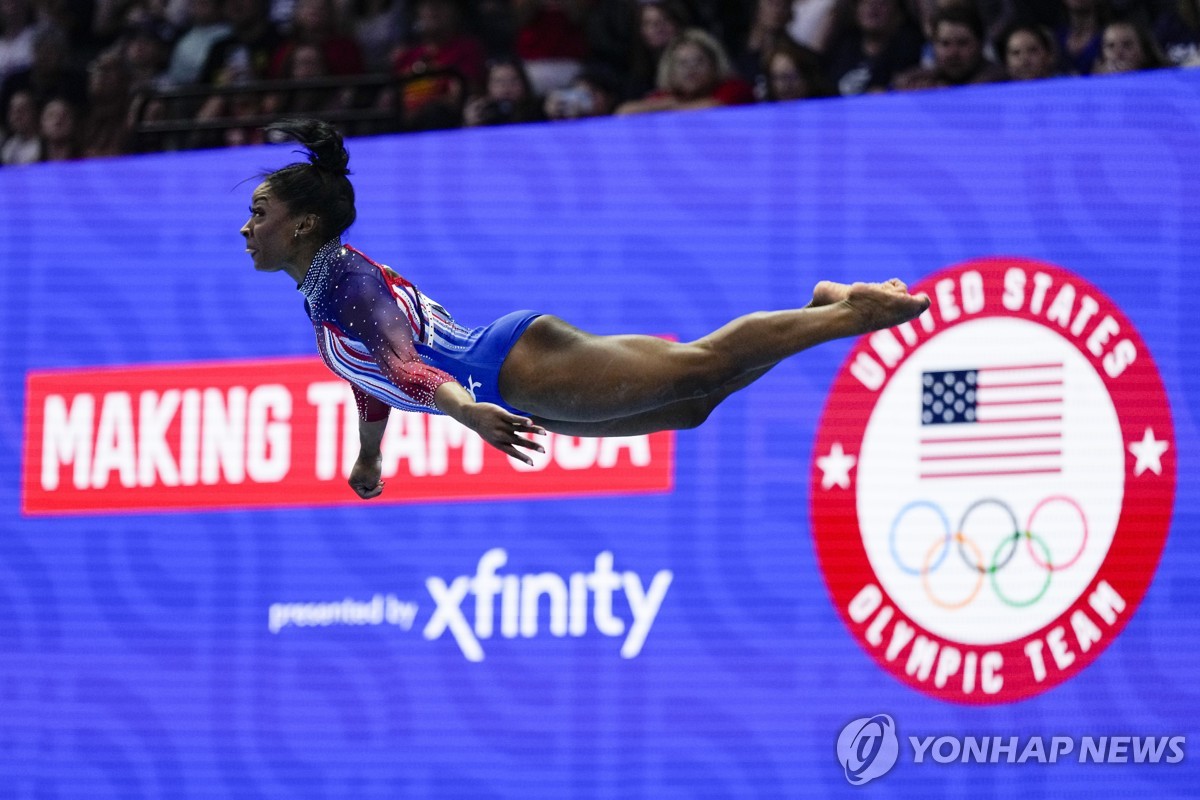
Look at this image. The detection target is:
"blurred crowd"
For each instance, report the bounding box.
[1,0,1198,164]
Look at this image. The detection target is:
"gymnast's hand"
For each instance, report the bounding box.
[462,403,547,465]
[348,451,385,499]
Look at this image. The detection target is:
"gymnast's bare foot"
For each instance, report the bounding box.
[809,279,929,329]
[841,279,931,333]
[809,280,851,308]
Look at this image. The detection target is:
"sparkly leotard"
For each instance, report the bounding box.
[299,239,541,420]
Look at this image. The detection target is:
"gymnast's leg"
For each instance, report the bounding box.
[500,279,928,424]
[528,362,771,436]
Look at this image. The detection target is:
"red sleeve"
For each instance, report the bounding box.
[352,385,391,422]
[332,273,458,411]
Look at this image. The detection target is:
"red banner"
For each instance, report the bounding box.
[22,357,674,515]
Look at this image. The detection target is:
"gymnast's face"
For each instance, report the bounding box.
[241,181,301,272]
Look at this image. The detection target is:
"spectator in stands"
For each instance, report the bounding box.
[824,0,924,95]
[543,61,620,120]
[2,0,1188,163]
[1153,0,1200,65]
[349,0,405,72]
[735,0,802,96]
[38,95,80,160]
[623,0,691,101]
[1,24,88,119]
[122,19,176,91]
[761,37,836,100]
[165,0,193,29]
[94,0,178,54]
[267,41,356,114]
[223,90,267,143]
[390,0,485,129]
[1000,21,1059,81]
[1058,0,1108,74]
[513,0,589,94]
[92,0,127,45]
[167,0,232,84]
[201,0,283,83]
[464,55,544,126]
[264,0,293,33]
[578,0,634,79]
[0,0,36,87]
[80,48,133,157]
[34,0,94,55]
[1095,17,1168,73]
[0,87,39,163]
[617,28,754,114]
[192,67,267,146]
[787,0,839,51]
[117,18,175,148]
[269,0,364,78]
[906,0,1006,67]
[893,3,1005,89]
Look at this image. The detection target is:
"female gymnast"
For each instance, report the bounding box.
[242,119,930,498]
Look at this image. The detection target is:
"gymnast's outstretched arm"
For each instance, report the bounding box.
[345,384,547,499]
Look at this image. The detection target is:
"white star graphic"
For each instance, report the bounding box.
[817,443,857,490]
[1128,427,1169,477]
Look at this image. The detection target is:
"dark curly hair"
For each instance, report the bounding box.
[260,118,356,242]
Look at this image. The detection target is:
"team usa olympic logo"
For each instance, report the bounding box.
[811,257,1175,704]
[890,496,1090,610]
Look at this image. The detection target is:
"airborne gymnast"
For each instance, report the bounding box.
[242,119,931,498]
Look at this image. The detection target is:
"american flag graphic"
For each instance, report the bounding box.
[919,363,1063,480]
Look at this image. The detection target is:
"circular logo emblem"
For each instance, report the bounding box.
[811,257,1175,704]
[836,714,899,785]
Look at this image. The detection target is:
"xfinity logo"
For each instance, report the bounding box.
[424,548,673,661]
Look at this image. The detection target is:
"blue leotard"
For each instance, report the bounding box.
[299,239,541,419]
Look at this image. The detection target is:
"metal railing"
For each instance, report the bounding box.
[130,69,467,150]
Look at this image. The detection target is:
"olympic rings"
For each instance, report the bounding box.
[889,501,951,577]
[957,499,1020,575]
[922,533,984,609]
[991,531,1053,608]
[1025,495,1088,571]
[885,496,1089,609]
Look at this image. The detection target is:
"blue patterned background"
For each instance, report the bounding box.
[1,69,1198,797]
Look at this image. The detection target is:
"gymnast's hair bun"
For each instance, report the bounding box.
[265,118,351,176]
